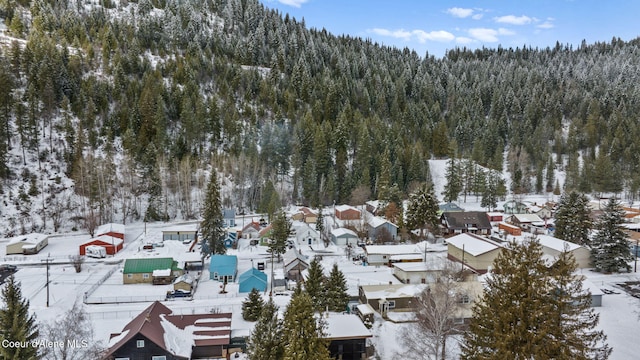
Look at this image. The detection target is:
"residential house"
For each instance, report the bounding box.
[238,268,267,293]
[209,255,238,282]
[162,224,198,242]
[223,208,236,228]
[335,205,362,221]
[104,301,232,360]
[79,235,124,256]
[367,217,398,242]
[294,223,320,246]
[438,202,465,215]
[331,228,359,246]
[507,213,545,232]
[359,284,425,314]
[446,233,504,274]
[535,234,592,269]
[6,233,49,255]
[529,204,553,220]
[123,258,182,284]
[440,212,492,236]
[300,207,318,224]
[364,244,424,266]
[503,200,529,214]
[365,200,382,216]
[323,313,373,360]
[241,221,262,239]
[283,248,309,281]
[392,257,456,284]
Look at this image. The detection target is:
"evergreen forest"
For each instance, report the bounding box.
[1,0,640,236]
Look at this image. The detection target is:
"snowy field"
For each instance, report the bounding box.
[1,199,640,358]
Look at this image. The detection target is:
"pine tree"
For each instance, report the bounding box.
[269,211,291,263]
[461,238,610,359]
[442,152,462,203]
[304,258,326,311]
[242,288,265,321]
[554,191,592,247]
[324,263,349,312]
[0,276,39,360]
[591,199,633,273]
[405,183,439,240]
[480,170,500,211]
[200,172,226,256]
[247,299,284,360]
[282,291,331,360]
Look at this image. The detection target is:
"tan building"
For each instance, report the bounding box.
[123,257,182,284]
[6,234,49,255]
[535,234,592,269]
[446,233,504,274]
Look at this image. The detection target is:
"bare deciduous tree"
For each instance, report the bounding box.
[400,263,469,360]
[40,301,105,360]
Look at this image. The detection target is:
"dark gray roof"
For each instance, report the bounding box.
[441,211,492,230]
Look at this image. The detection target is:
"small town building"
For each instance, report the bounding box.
[438,202,465,214]
[335,205,362,221]
[79,235,124,256]
[392,258,455,284]
[440,211,492,236]
[95,223,125,240]
[162,224,198,242]
[294,223,321,245]
[364,243,424,266]
[104,301,232,360]
[300,207,318,224]
[367,217,398,242]
[238,268,268,293]
[223,208,236,228]
[209,255,238,282]
[6,233,49,255]
[283,248,309,281]
[173,274,195,293]
[123,258,182,284]
[358,284,425,313]
[331,228,359,246]
[498,222,522,236]
[535,234,592,269]
[446,233,504,274]
[486,212,504,222]
[323,313,373,360]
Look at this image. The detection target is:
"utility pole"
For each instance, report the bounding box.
[41,254,52,307]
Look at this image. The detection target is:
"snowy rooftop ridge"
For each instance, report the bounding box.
[446,233,502,256]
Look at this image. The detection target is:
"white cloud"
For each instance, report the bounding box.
[472,13,484,20]
[498,28,515,36]
[276,0,308,8]
[369,28,412,41]
[446,7,474,18]
[494,15,533,25]
[537,21,554,29]
[412,30,456,43]
[468,28,499,42]
[455,37,474,45]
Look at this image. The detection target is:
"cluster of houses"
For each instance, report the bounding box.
[101,198,640,359]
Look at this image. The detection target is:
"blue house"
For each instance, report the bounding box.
[238,268,268,293]
[209,255,238,283]
[223,208,236,228]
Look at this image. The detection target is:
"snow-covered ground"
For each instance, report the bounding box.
[2,204,640,359]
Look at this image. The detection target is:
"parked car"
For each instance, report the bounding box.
[166,289,192,300]
[0,264,17,272]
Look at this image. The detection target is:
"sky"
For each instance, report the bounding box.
[261,0,640,58]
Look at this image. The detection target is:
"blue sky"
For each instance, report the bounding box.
[261,0,640,57]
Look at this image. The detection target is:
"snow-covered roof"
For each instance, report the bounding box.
[360,284,425,300]
[153,269,172,277]
[6,233,48,245]
[96,223,125,236]
[335,204,360,213]
[331,228,358,238]
[446,233,502,256]
[322,313,372,340]
[356,303,375,316]
[392,260,452,272]
[367,216,397,229]
[365,244,422,256]
[582,278,604,296]
[511,213,544,223]
[162,224,199,233]
[161,315,193,358]
[535,234,583,252]
[173,274,194,285]
[89,235,124,246]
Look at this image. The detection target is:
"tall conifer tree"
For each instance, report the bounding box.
[200,171,225,256]
[591,199,633,273]
[304,258,326,311]
[247,299,284,360]
[0,276,39,360]
[282,291,331,360]
[324,263,349,312]
[554,191,592,246]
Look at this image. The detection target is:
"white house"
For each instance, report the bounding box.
[364,243,424,266]
[294,222,320,246]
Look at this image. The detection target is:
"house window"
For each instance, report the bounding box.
[453,318,465,325]
[387,300,396,309]
[136,340,144,348]
[143,273,150,279]
[421,278,426,284]
[152,357,167,360]
[126,274,132,279]
[459,294,470,304]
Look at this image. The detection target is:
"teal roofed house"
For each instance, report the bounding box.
[209,255,238,283]
[123,257,182,284]
[238,268,268,293]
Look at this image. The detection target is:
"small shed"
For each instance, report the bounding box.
[486,212,504,222]
[331,228,359,246]
[499,222,522,236]
[95,223,125,240]
[173,274,195,292]
[209,255,238,282]
[335,205,361,221]
[152,269,173,285]
[238,268,268,293]
[6,234,49,255]
[79,235,124,256]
